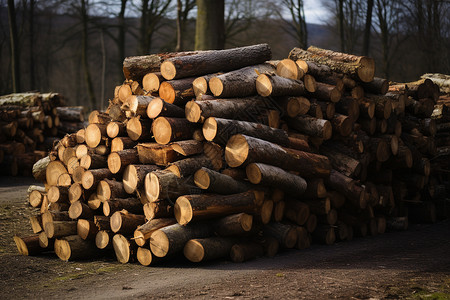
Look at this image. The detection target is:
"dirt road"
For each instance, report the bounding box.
[1,176,449,299]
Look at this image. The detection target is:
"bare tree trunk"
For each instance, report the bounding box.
[81,0,96,109]
[338,0,345,53]
[29,0,35,90]
[8,0,21,92]
[176,0,183,52]
[195,0,225,50]
[362,0,373,56]
[118,0,127,78]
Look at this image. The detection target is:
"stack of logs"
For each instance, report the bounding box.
[0,92,86,176]
[14,44,449,266]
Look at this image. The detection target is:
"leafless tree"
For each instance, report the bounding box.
[175,0,195,51]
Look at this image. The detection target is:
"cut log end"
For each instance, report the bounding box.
[137,247,153,266]
[255,74,272,97]
[152,117,172,144]
[224,135,249,168]
[358,57,375,83]
[160,61,176,80]
[209,77,223,97]
[147,98,164,119]
[95,230,110,249]
[174,196,193,226]
[149,230,169,257]
[54,239,71,261]
[202,117,218,141]
[107,153,121,174]
[112,234,131,263]
[185,101,202,123]
[159,82,176,104]
[193,168,210,189]
[246,163,262,184]
[183,239,205,263]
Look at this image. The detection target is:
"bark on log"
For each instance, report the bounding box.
[152,117,198,144]
[81,168,113,190]
[122,164,160,194]
[55,235,99,261]
[165,155,212,178]
[256,74,306,97]
[230,242,264,263]
[146,97,185,119]
[213,213,253,236]
[14,235,45,256]
[264,222,297,248]
[103,197,143,217]
[44,220,77,238]
[97,178,128,201]
[68,201,94,220]
[284,200,310,225]
[85,123,108,148]
[110,211,146,235]
[137,143,179,165]
[159,77,196,106]
[32,156,50,182]
[133,218,177,247]
[77,219,99,240]
[142,72,164,92]
[287,115,332,139]
[184,237,236,263]
[79,153,107,170]
[112,234,137,263]
[107,148,140,174]
[143,200,174,220]
[170,140,203,156]
[194,167,249,195]
[126,117,152,141]
[145,169,201,202]
[160,44,271,80]
[111,137,137,153]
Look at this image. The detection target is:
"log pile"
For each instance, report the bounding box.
[14,44,449,266]
[0,92,86,176]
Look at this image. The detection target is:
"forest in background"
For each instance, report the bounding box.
[1,0,449,110]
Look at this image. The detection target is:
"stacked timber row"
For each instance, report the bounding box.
[15,44,449,265]
[0,92,86,176]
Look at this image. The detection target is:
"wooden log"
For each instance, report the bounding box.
[184,237,236,263]
[44,220,77,238]
[112,234,137,263]
[159,77,195,106]
[14,235,46,256]
[284,200,310,225]
[166,155,212,177]
[288,46,375,82]
[331,113,353,136]
[312,224,336,245]
[29,215,43,233]
[126,116,152,141]
[202,117,290,146]
[42,211,71,229]
[146,97,185,119]
[110,211,146,234]
[143,200,174,220]
[47,186,69,204]
[304,178,327,199]
[77,219,99,240]
[145,169,201,202]
[149,223,213,257]
[309,82,342,103]
[174,191,260,225]
[192,73,221,96]
[209,63,275,98]
[325,170,366,209]
[152,117,198,144]
[32,156,50,182]
[103,197,143,217]
[160,44,271,80]
[185,96,270,123]
[28,185,46,207]
[81,168,113,190]
[143,72,164,92]
[106,121,126,139]
[79,153,107,170]
[111,137,137,152]
[213,213,253,236]
[256,74,306,97]
[276,58,304,80]
[194,167,248,195]
[123,95,153,117]
[122,164,160,194]
[137,142,179,165]
[97,178,128,201]
[107,148,139,174]
[46,161,67,186]
[225,134,331,178]
[361,77,388,95]
[108,104,127,122]
[264,222,297,248]
[246,163,307,196]
[95,230,112,249]
[55,235,99,261]
[68,201,94,219]
[320,146,361,177]
[170,140,203,156]
[133,218,177,247]
[230,242,264,263]
[287,115,332,139]
[85,123,108,148]
[56,106,84,122]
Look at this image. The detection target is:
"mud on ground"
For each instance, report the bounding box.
[0,176,449,299]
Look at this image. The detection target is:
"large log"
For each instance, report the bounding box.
[209,63,275,98]
[149,223,214,257]
[184,237,236,263]
[288,46,375,82]
[287,115,332,139]
[225,134,331,178]
[174,191,260,225]
[246,163,307,196]
[160,44,271,80]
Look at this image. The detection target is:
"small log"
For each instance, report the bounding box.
[29,215,43,233]
[325,170,366,209]
[46,161,67,186]
[213,213,253,236]
[143,200,174,220]
[184,237,236,263]
[68,201,94,219]
[79,153,108,170]
[133,218,177,247]
[28,185,46,207]
[111,136,137,152]
[123,95,153,117]
[304,178,327,198]
[146,97,185,119]
[256,73,306,97]
[137,142,179,165]
[103,197,143,217]
[170,140,203,156]
[149,223,213,257]
[122,164,160,194]
[166,155,212,177]
[110,211,146,235]
[85,123,108,148]
[320,146,361,177]
[106,121,126,139]
[287,115,332,139]
[126,117,152,141]
[107,149,140,174]
[230,242,264,263]
[55,235,99,261]
[361,77,389,95]
[41,210,71,229]
[276,58,304,80]
[14,235,45,256]
[194,167,248,195]
[32,156,50,182]
[97,178,128,201]
[312,224,336,245]
[143,72,164,92]
[145,169,201,202]
[47,186,69,204]
[246,163,307,196]
[159,77,195,106]
[309,82,342,103]
[95,230,112,249]
[44,221,77,238]
[77,219,99,240]
[112,234,137,263]
[284,200,310,225]
[264,222,297,248]
[152,117,198,144]
[81,168,113,190]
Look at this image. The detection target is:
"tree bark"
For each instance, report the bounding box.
[195,0,225,51]
[184,237,236,262]
[152,117,198,144]
[194,167,249,195]
[146,97,185,119]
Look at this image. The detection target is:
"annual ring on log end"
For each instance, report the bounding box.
[148,173,161,201]
[185,101,201,123]
[152,117,172,144]
[202,117,218,141]
[224,135,250,167]
[112,234,130,263]
[255,74,272,97]
[147,98,164,119]
[137,247,152,266]
[209,77,224,97]
[110,211,123,233]
[96,231,109,249]
[150,230,169,257]
[160,61,177,80]
[123,165,137,194]
[107,153,121,174]
[159,82,176,103]
[358,57,375,83]
[13,236,29,256]
[55,239,71,261]
[241,214,253,231]
[183,240,204,262]
[193,77,208,96]
[126,117,143,141]
[245,163,263,184]
[174,196,193,225]
[193,169,210,189]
